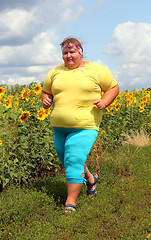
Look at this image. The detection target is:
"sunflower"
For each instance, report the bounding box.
[37,108,47,121]
[21,89,30,99]
[101,130,106,135]
[142,94,150,104]
[3,97,12,108]
[126,98,132,107]
[0,87,5,96]
[0,140,2,146]
[115,103,121,111]
[112,98,117,105]
[117,92,122,98]
[141,88,146,93]
[134,89,138,94]
[106,104,113,113]
[133,97,137,103]
[14,98,19,106]
[44,108,51,115]
[139,102,145,113]
[18,111,30,123]
[142,96,147,104]
[146,93,150,103]
[34,84,42,95]
[8,94,13,98]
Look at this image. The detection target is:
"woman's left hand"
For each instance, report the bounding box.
[93,84,120,110]
[93,99,106,110]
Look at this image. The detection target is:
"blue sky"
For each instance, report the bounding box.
[0,0,151,90]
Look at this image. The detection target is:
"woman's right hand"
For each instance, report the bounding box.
[42,97,52,109]
[41,90,53,109]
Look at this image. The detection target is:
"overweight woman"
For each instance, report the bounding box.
[41,37,119,213]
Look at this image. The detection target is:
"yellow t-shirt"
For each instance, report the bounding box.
[43,62,117,130]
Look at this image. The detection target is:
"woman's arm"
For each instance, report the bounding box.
[41,90,53,109]
[93,84,119,110]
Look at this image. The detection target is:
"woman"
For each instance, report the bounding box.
[41,37,119,213]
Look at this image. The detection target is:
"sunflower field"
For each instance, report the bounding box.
[0,83,150,188]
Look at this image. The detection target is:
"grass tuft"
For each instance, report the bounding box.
[123,130,151,147]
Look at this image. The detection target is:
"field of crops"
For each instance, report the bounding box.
[0,83,150,188]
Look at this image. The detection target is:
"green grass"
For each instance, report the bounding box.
[0,145,151,240]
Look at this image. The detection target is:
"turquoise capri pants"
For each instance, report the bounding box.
[53,127,98,184]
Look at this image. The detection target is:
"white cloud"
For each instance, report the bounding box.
[60,5,84,22]
[0,0,40,11]
[104,22,151,90]
[27,66,51,74]
[0,0,84,46]
[0,30,61,67]
[94,59,108,69]
[7,76,37,85]
[0,27,63,85]
[0,9,38,45]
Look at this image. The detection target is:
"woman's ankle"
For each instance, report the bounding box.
[65,197,76,207]
[86,173,94,185]
[86,174,96,190]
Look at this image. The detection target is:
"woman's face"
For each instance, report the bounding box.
[62,47,83,69]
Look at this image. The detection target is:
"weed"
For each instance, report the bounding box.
[123,130,151,147]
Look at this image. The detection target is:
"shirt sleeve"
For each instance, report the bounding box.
[97,66,117,92]
[42,69,53,94]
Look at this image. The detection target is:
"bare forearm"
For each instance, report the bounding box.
[93,84,119,110]
[102,84,119,107]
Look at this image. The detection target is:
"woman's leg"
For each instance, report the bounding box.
[53,127,66,167]
[64,129,98,208]
[65,168,94,206]
[65,183,83,207]
[53,127,84,209]
[84,164,96,191]
[53,127,98,210]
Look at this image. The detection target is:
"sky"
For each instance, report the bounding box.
[0,0,151,91]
